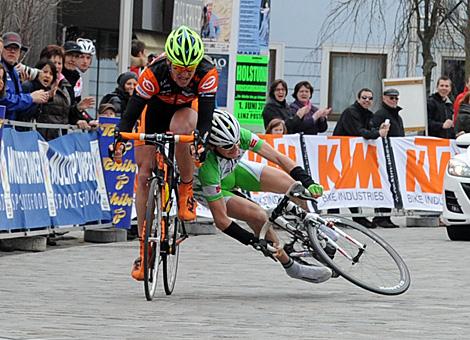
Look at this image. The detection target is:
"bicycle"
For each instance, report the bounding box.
[116,130,202,301]
[258,182,411,295]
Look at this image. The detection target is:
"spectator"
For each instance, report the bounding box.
[0,63,6,98]
[99,71,137,115]
[130,39,147,76]
[76,38,96,99]
[455,91,470,136]
[0,32,48,120]
[262,79,292,129]
[288,81,331,135]
[265,118,287,134]
[453,75,470,122]
[427,76,455,139]
[332,88,389,229]
[0,36,3,55]
[21,59,58,123]
[98,103,117,117]
[370,88,404,228]
[61,41,96,127]
[76,38,95,73]
[38,45,93,139]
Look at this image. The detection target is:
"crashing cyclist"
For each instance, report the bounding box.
[193,109,332,283]
[114,25,218,281]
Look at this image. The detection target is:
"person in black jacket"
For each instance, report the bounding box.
[427,76,455,139]
[370,88,404,228]
[99,71,137,116]
[262,79,294,130]
[455,91,470,136]
[332,88,390,229]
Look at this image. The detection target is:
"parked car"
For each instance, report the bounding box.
[443,133,470,240]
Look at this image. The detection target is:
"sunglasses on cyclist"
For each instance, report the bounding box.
[170,63,197,73]
[220,143,239,151]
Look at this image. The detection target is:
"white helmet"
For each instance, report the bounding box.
[209,109,241,147]
[76,38,96,55]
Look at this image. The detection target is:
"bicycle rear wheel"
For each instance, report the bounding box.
[308,215,411,295]
[143,178,163,301]
[163,216,181,295]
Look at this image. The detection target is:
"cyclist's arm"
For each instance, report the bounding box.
[256,142,297,173]
[196,67,218,139]
[118,95,147,132]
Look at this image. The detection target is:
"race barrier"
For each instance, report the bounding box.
[0,122,112,235]
[0,106,460,236]
[245,134,460,212]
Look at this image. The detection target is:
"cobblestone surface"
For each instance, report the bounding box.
[0,226,468,339]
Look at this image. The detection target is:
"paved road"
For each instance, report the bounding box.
[0,226,468,339]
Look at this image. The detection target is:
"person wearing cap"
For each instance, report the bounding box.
[98,103,117,117]
[427,75,455,139]
[99,72,137,115]
[0,32,49,121]
[61,40,96,129]
[369,88,405,229]
[333,88,390,229]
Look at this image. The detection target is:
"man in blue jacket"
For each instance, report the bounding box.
[0,32,48,120]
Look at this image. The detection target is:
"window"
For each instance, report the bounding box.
[442,57,465,99]
[328,52,387,115]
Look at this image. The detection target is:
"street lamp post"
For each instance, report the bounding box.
[118,0,134,74]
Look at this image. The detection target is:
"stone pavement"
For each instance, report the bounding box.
[0,226,468,339]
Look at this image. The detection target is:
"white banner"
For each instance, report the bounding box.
[391,137,456,211]
[303,136,395,210]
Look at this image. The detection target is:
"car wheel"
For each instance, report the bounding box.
[446,225,470,241]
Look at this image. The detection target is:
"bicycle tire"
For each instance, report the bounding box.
[143,178,163,301]
[163,216,181,295]
[307,215,411,295]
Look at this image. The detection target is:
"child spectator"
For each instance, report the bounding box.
[265,118,287,134]
[98,103,117,117]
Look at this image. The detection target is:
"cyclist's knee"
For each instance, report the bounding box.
[170,108,197,133]
[246,206,268,227]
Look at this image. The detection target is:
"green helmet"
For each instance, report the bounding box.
[165,26,204,66]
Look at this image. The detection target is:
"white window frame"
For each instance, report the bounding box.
[320,44,393,109]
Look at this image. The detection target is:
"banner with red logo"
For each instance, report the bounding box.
[241,134,458,212]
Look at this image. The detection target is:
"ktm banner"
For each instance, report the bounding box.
[244,134,458,212]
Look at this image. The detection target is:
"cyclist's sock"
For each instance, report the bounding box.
[222,221,257,245]
[283,258,332,284]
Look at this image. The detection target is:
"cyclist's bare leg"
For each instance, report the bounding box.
[259,165,308,209]
[135,144,155,237]
[225,195,290,264]
[169,107,197,183]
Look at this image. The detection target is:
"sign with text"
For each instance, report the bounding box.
[98,117,137,229]
[234,54,269,131]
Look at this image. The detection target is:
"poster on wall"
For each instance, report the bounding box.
[233,54,269,132]
[238,0,270,55]
[207,53,229,107]
[199,0,233,53]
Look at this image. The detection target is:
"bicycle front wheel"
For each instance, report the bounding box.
[163,216,181,295]
[308,215,411,295]
[143,178,163,301]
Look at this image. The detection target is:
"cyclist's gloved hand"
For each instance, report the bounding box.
[307,183,324,198]
[290,166,323,198]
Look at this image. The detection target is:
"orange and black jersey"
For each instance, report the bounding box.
[119,55,219,137]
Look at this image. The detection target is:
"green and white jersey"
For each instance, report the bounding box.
[194,128,263,202]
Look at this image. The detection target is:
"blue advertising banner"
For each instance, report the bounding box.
[47,132,111,226]
[0,129,51,230]
[0,129,111,230]
[98,117,136,229]
[208,53,229,107]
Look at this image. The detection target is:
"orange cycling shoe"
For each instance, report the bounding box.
[131,257,145,281]
[178,180,197,221]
